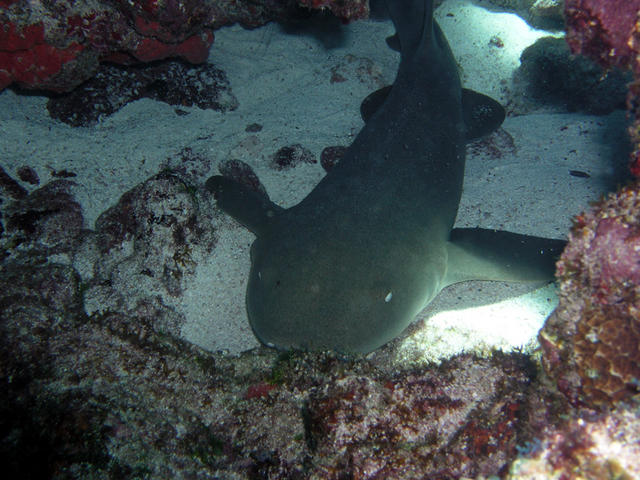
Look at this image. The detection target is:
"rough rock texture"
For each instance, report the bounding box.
[82,170,219,327]
[515,36,630,114]
[298,0,368,20]
[528,0,565,29]
[565,0,640,174]
[306,353,535,479]
[1,163,639,478]
[539,181,640,409]
[2,179,84,258]
[565,0,640,70]
[0,0,369,92]
[506,377,640,479]
[46,60,238,126]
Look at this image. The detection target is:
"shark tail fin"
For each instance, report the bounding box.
[386,0,435,59]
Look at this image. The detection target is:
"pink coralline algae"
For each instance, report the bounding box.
[565,0,640,70]
[539,181,640,409]
[0,0,369,92]
[565,0,640,175]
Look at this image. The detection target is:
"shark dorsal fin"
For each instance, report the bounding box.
[386,0,434,59]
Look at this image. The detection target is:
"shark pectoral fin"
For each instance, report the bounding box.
[362,87,505,131]
[386,33,401,52]
[461,89,506,141]
[205,175,283,235]
[360,85,393,123]
[443,227,567,286]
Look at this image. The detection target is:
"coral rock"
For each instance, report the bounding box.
[307,353,534,479]
[565,0,640,175]
[515,36,629,114]
[3,179,84,257]
[565,0,640,71]
[540,181,640,408]
[508,403,640,479]
[0,0,369,92]
[46,60,238,126]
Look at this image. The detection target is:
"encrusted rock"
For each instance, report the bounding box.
[508,403,640,479]
[565,0,640,175]
[307,353,535,479]
[47,60,238,126]
[514,36,629,114]
[85,171,218,328]
[539,181,640,408]
[0,0,369,92]
[2,179,84,258]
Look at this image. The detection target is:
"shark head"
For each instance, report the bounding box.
[245,224,439,354]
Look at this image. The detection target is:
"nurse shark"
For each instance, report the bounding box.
[206,0,566,354]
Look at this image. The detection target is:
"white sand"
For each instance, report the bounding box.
[0,0,629,359]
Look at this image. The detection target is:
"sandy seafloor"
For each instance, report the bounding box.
[0,0,632,362]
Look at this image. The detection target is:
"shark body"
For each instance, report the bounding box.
[206,0,566,354]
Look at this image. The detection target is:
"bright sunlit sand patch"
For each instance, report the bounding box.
[395,283,559,365]
[437,0,564,102]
